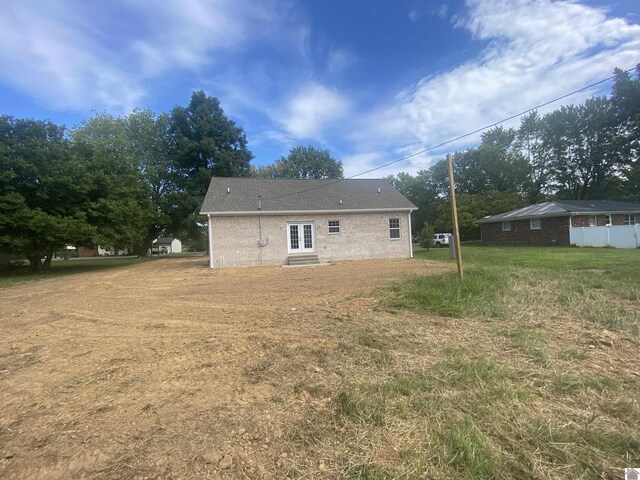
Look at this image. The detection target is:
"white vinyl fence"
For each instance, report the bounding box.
[569,225,640,248]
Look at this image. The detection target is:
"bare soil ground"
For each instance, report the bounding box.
[0,257,453,479]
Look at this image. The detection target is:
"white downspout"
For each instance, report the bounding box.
[207,214,214,269]
[408,210,413,258]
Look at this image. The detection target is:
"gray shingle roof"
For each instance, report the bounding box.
[200,178,417,214]
[476,200,640,223]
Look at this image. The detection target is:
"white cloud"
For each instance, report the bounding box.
[0,1,144,111]
[341,148,437,179]
[129,0,290,75]
[0,0,298,113]
[327,48,356,73]
[277,83,349,139]
[437,4,449,19]
[409,3,449,23]
[342,152,387,178]
[365,0,640,165]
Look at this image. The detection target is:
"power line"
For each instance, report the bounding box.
[262,65,637,201]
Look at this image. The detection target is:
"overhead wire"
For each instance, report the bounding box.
[261,65,638,201]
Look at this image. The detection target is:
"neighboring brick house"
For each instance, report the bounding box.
[199,178,417,268]
[476,200,640,248]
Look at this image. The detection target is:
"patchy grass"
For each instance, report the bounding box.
[3,250,638,479]
[274,245,639,478]
[401,245,640,335]
[499,327,550,366]
[559,347,588,361]
[550,374,619,396]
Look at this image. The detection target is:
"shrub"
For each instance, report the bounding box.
[417,222,435,250]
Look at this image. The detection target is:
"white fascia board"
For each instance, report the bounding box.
[199,208,416,216]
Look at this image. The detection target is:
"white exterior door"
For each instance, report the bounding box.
[288,223,315,253]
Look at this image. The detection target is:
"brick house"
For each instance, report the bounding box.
[199,178,417,268]
[476,200,640,248]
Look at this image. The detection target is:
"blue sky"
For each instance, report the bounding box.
[1,0,639,177]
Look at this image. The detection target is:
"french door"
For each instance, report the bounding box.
[287,223,314,253]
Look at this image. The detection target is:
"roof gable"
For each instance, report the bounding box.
[200,178,417,214]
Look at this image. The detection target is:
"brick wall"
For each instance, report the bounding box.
[209,212,412,267]
[480,216,570,246]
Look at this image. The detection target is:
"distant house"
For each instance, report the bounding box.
[199,178,417,268]
[77,243,99,257]
[476,200,640,248]
[75,244,129,257]
[152,237,182,254]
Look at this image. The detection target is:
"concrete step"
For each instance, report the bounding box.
[288,254,320,266]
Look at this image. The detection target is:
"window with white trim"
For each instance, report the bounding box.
[605,214,612,226]
[530,218,541,230]
[624,214,636,225]
[502,221,511,232]
[588,215,597,227]
[328,220,341,234]
[389,218,400,239]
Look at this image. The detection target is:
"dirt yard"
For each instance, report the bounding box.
[0,257,451,479]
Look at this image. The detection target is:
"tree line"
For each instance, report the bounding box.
[2,66,637,270]
[0,90,344,272]
[388,66,640,240]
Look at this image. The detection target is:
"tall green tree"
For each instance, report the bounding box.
[546,97,623,200]
[429,128,530,197]
[170,91,253,244]
[517,111,552,203]
[72,109,179,255]
[0,117,96,272]
[387,170,442,234]
[255,145,343,179]
[171,91,253,197]
[433,190,524,240]
[611,66,640,159]
[610,65,640,201]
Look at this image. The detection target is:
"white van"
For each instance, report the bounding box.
[433,233,450,247]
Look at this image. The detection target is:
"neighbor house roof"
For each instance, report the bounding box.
[200,178,417,215]
[476,200,640,224]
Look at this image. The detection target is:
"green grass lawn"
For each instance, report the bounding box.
[0,257,147,288]
[325,244,640,478]
[391,244,640,334]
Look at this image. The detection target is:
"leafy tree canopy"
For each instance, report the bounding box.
[0,116,96,271]
[255,145,343,179]
[171,90,253,197]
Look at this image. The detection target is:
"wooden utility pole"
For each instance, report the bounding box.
[447,153,464,280]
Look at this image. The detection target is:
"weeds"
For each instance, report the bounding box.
[550,374,619,395]
[559,347,588,361]
[500,327,550,366]
[385,267,508,318]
